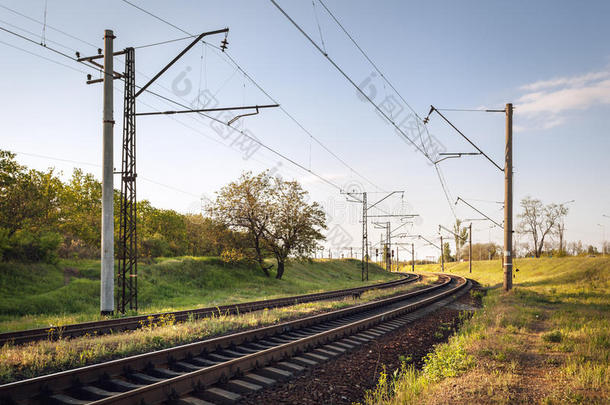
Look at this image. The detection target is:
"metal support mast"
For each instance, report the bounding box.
[411,243,415,272]
[469,223,473,274]
[118,47,137,313]
[440,235,444,272]
[386,222,391,271]
[362,192,368,281]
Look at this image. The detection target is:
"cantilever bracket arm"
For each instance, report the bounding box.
[418,235,440,250]
[135,28,229,98]
[434,152,481,164]
[456,196,503,228]
[133,104,279,117]
[427,105,504,172]
[228,106,259,126]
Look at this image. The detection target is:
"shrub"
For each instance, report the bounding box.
[542,330,562,343]
[0,227,9,260]
[141,235,170,258]
[3,230,62,263]
[220,248,247,265]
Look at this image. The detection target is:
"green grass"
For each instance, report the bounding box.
[0,257,399,332]
[0,276,434,383]
[365,256,610,404]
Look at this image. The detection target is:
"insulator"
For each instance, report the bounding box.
[75,51,80,58]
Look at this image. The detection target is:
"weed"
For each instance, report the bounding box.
[543,330,562,343]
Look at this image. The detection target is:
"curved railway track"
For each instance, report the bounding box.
[0,273,469,405]
[0,274,418,346]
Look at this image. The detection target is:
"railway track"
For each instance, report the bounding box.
[0,274,418,346]
[0,273,469,405]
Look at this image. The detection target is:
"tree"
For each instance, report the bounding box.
[441,242,452,263]
[209,172,326,279]
[264,178,326,279]
[554,204,570,255]
[517,197,564,258]
[461,242,500,261]
[209,172,276,276]
[452,219,468,261]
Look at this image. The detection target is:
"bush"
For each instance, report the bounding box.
[542,330,562,343]
[220,248,247,265]
[141,234,170,258]
[2,230,62,263]
[0,227,9,260]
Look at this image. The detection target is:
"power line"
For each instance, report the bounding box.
[0,3,98,48]
[0,17,75,52]
[133,34,198,50]
[269,0,433,163]
[0,24,79,62]
[0,38,86,74]
[1,20,346,195]
[119,0,384,192]
[317,0,425,123]
[270,0,464,220]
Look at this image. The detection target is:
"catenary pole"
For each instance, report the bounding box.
[411,243,415,272]
[440,235,444,272]
[469,223,473,273]
[100,29,115,315]
[504,103,513,291]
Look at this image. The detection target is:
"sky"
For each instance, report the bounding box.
[1,0,609,260]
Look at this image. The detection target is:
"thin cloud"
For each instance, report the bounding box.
[515,68,610,130]
[520,70,610,91]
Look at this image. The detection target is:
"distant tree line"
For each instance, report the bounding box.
[0,151,327,276]
[0,150,244,263]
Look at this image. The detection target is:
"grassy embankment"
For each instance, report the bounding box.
[0,262,432,383]
[0,257,400,332]
[365,256,609,404]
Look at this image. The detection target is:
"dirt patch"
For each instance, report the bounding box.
[240,292,478,404]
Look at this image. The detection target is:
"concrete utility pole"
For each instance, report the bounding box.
[503,103,513,291]
[469,223,473,274]
[396,246,399,270]
[100,29,115,315]
[411,243,415,272]
[440,235,444,272]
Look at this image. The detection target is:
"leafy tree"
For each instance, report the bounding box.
[209,172,276,276]
[441,242,453,263]
[209,171,326,279]
[264,178,326,279]
[58,169,102,255]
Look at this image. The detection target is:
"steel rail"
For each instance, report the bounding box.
[0,273,418,346]
[0,274,465,405]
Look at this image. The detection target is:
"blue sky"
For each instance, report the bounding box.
[1,0,609,259]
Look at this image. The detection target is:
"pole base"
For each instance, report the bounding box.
[100,310,114,316]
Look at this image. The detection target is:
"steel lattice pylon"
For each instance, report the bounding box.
[118,47,137,313]
[361,192,368,281]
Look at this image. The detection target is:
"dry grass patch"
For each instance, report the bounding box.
[364,257,610,405]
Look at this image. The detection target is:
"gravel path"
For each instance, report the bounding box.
[240,290,480,404]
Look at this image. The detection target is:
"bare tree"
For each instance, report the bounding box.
[452,219,468,261]
[517,196,564,258]
[555,204,570,254]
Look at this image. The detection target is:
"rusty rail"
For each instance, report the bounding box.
[0,274,467,405]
